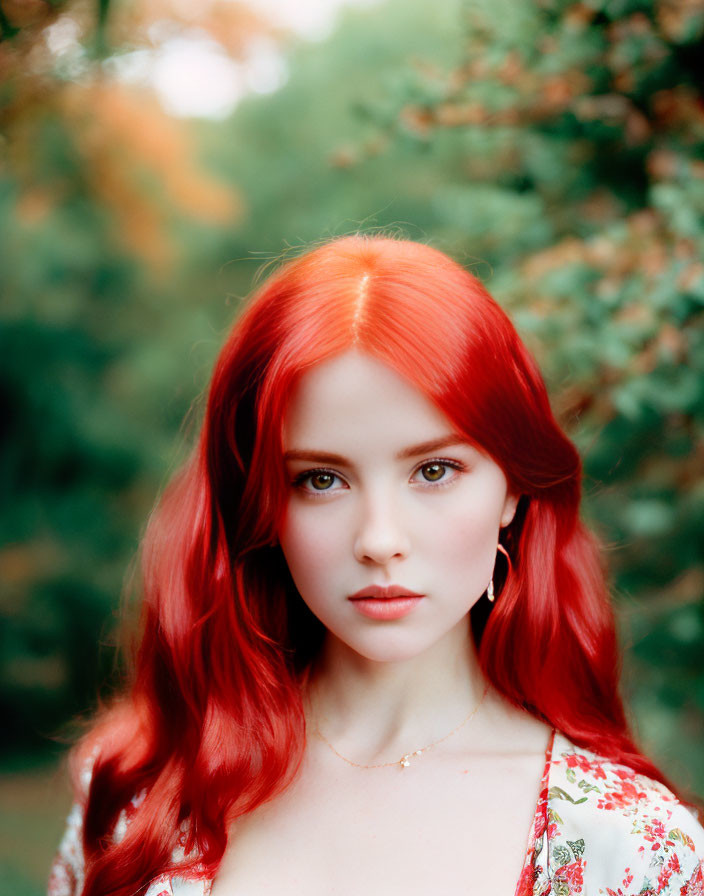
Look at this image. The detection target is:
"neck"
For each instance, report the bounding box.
[303,621,493,764]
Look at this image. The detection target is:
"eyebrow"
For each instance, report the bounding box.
[283,435,472,465]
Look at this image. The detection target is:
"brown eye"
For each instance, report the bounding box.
[310,472,335,490]
[413,459,465,487]
[291,468,345,495]
[421,463,446,482]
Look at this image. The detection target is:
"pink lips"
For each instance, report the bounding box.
[348,584,425,620]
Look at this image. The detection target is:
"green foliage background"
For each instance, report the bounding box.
[1,0,702,891]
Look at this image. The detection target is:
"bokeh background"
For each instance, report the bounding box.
[1,0,703,891]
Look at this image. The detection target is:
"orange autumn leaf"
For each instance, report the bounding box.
[59,80,242,266]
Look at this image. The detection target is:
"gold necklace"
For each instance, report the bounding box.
[311,683,489,770]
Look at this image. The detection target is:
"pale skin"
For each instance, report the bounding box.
[211,350,554,896]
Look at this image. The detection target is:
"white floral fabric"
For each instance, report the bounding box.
[516,730,704,896]
[48,729,704,896]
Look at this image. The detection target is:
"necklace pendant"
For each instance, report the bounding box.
[400,747,424,768]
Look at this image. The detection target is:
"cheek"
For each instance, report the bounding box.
[278,506,342,596]
[419,489,504,583]
[429,508,496,561]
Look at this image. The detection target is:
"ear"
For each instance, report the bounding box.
[500,491,520,529]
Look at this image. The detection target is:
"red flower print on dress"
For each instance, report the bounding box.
[554,858,585,894]
[681,861,704,895]
[566,753,596,775]
[659,853,684,890]
[597,779,650,811]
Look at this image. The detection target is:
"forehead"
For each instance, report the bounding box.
[282,350,456,450]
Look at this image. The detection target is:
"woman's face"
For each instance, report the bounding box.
[278,350,518,663]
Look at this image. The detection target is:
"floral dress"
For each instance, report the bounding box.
[48,729,704,896]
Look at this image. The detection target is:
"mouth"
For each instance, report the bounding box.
[348,587,425,620]
[348,584,425,600]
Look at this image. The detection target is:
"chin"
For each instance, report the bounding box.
[343,635,438,665]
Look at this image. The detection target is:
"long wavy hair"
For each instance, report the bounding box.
[73,234,691,895]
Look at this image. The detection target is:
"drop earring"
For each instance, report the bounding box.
[487,543,511,603]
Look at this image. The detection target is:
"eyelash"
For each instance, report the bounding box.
[290,458,466,497]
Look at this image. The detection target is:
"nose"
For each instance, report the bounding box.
[353,492,410,566]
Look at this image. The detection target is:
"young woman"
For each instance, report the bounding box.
[49,234,704,896]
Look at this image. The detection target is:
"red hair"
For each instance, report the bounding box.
[75,234,693,895]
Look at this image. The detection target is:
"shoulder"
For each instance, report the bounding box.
[540,730,704,895]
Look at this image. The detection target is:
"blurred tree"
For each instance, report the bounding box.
[0,0,248,757]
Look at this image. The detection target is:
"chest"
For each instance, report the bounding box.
[209,748,544,896]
